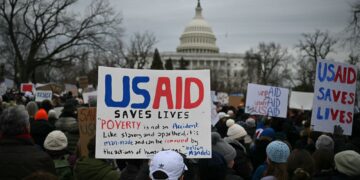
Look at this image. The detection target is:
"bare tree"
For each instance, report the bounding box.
[295,30,337,91]
[344,2,360,52]
[242,42,292,86]
[121,31,157,69]
[0,0,122,85]
[297,30,337,62]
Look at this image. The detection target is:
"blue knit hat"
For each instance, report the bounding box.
[260,128,275,139]
[266,141,290,163]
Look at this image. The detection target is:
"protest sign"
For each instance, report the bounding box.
[83,91,97,104]
[311,60,357,136]
[229,96,243,107]
[79,76,89,89]
[217,92,229,105]
[289,91,314,110]
[35,90,52,102]
[245,83,289,118]
[96,67,211,159]
[78,107,97,157]
[21,83,33,93]
[36,83,64,95]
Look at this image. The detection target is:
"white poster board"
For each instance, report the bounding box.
[311,59,357,136]
[217,92,229,105]
[96,67,211,159]
[289,91,314,110]
[83,91,97,104]
[245,83,289,118]
[35,90,53,102]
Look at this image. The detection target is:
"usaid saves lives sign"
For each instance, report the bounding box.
[311,60,357,136]
[96,67,211,158]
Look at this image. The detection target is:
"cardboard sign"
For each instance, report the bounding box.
[217,92,229,105]
[78,107,97,157]
[311,60,357,136]
[96,67,211,159]
[35,90,52,102]
[36,83,64,95]
[289,91,314,110]
[21,83,33,93]
[229,96,243,107]
[79,76,89,89]
[245,83,289,118]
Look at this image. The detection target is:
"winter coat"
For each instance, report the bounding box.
[55,116,79,154]
[119,164,140,180]
[0,137,56,180]
[74,158,120,180]
[30,119,55,149]
[226,168,244,180]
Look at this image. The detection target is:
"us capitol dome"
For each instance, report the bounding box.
[176,0,219,54]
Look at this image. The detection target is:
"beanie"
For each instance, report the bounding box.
[48,109,58,119]
[335,150,360,176]
[212,132,236,164]
[226,119,247,139]
[34,109,48,121]
[266,140,290,163]
[44,130,68,151]
[260,128,275,140]
[315,135,334,151]
[245,117,256,128]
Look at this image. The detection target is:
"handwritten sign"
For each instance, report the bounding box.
[96,67,211,159]
[311,60,357,136]
[289,91,314,110]
[83,91,97,104]
[245,83,289,118]
[229,96,243,107]
[78,107,97,157]
[35,90,52,102]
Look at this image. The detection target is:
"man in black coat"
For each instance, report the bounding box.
[0,105,56,180]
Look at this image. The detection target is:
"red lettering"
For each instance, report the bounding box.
[126,121,131,129]
[107,120,114,129]
[341,91,348,104]
[332,89,341,102]
[347,112,353,124]
[184,78,204,109]
[339,110,346,124]
[348,67,356,84]
[330,109,339,120]
[175,77,182,109]
[101,119,106,129]
[349,92,355,105]
[153,77,174,109]
[334,65,344,83]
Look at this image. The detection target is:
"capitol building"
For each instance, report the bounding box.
[153,1,246,93]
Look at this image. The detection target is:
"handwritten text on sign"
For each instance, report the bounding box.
[245,83,289,118]
[311,60,357,136]
[35,90,52,102]
[96,67,211,159]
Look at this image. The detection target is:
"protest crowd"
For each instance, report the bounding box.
[0,84,360,180]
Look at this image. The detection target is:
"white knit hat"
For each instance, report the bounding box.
[44,130,68,151]
[226,119,247,140]
[335,150,360,176]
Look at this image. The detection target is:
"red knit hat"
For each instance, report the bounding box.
[35,109,48,121]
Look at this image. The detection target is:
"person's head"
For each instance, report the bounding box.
[198,151,227,180]
[315,134,334,152]
[34,109,48,121]
[265,141,290,180]
[260,128,275,141]
[48,109,57,119]
[44,130,68,157]
[312,149,334,173]
[212,132,237,168]
[0,105,30,136]
[40,99,53,113]
[245,117,256,128]
[334,150,360,177]
[26,101,38,118]
[149,150,187,180]
[287,149,315,180]
[226,119,247,140]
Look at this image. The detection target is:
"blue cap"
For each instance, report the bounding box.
[260,128,275,139]
[266,141,290,163]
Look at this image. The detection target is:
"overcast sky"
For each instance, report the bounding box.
[77,0,356,61]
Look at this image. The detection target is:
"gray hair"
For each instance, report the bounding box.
[0,105,30,136]
[26,101,38,117]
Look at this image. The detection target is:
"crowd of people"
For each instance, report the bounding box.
[0,89,360,180]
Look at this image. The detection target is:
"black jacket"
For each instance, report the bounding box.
[0,137,56,180]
